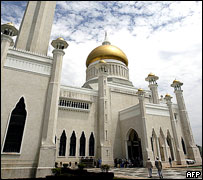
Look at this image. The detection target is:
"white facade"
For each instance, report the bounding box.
[1,1,201,179]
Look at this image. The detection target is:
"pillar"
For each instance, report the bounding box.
[165,94,186,165]
[36,37,68,177]
[171,80,202,164]
[96,60,114,166]
[136,89,154,166]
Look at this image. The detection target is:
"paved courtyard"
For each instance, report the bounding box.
[87,167,202,179]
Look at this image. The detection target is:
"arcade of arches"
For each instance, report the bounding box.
[126,128,182,166]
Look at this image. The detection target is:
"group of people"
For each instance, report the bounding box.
[146,156,172,179]
[114,157,143,168]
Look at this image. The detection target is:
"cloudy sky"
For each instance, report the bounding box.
[1,1,202,146]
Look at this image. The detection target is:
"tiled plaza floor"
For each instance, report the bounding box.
[87,167,202,179]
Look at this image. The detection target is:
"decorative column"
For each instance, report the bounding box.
[162,136,169,161]
[156,137,162,159]
[1,22,18,76]
[171,80,202,164]
[136,88,154,166]
[145,73,159,104]
[36,38,68,177]
[164,94,186,165]
[96,60,114,166]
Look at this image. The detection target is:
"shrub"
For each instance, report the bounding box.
[78,162,86,170]
[101,164,110,173]
[51,167,61,176]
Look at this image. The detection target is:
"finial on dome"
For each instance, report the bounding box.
[102,30,111,45]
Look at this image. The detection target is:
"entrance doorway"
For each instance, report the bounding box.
[127,129,143,167]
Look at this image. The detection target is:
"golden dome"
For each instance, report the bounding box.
[86,44,128,67]
[57,37,64,41]
[7,22,14,26]
[148,73,155,76]
[173,79,180,84]
[165,93,171,97]
[138,88,143,91]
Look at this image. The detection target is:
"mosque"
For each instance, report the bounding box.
[1,1,201,179]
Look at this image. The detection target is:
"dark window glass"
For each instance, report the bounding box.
[3,97,27,153]
[89,132,95,156]
[80,132,86,156]
[69,131,76,156]
[151,137,154,152]
[59,130,67,156]
[181,138,187,154]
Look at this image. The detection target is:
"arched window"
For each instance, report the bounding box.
[3,97,27,153]
[69,131,76,156]
[89,132,95,156]
[80,132,86,156]
[59,130,67,156]
[181,138,187,154]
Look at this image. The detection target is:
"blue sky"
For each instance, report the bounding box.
[1,1,202,146]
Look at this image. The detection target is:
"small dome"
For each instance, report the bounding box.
[138,88,143,91]
[51,37,68,49]
[165,93,171,97]
[1,22,18,36]
[86,44,128,67]
[57,37,64,41]
[7,22,14,26]
[173,79,180,83]
[148,73,155,76]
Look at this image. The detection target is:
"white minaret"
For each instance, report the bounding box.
[96,60,114,166]
[1,22,18,76]
[171,80,202,164]
[14,1,56,55]
[36,37,68,178]
[145,73,160,104]
[164,94,186,165]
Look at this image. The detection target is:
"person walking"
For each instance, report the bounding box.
[146,158,153,178]
[155,157,163,179]
[169,157,172,167]
[98,158,102,168]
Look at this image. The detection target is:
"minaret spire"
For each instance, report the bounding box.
[102,30,111,45]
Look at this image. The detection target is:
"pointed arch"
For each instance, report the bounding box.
[79,131,86,156]
[59,130,67,156]
[89,132,95,156]
[69,131,76,156]
[166,131,175,160]
[3,97,27,153]
[126,129,143,167]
